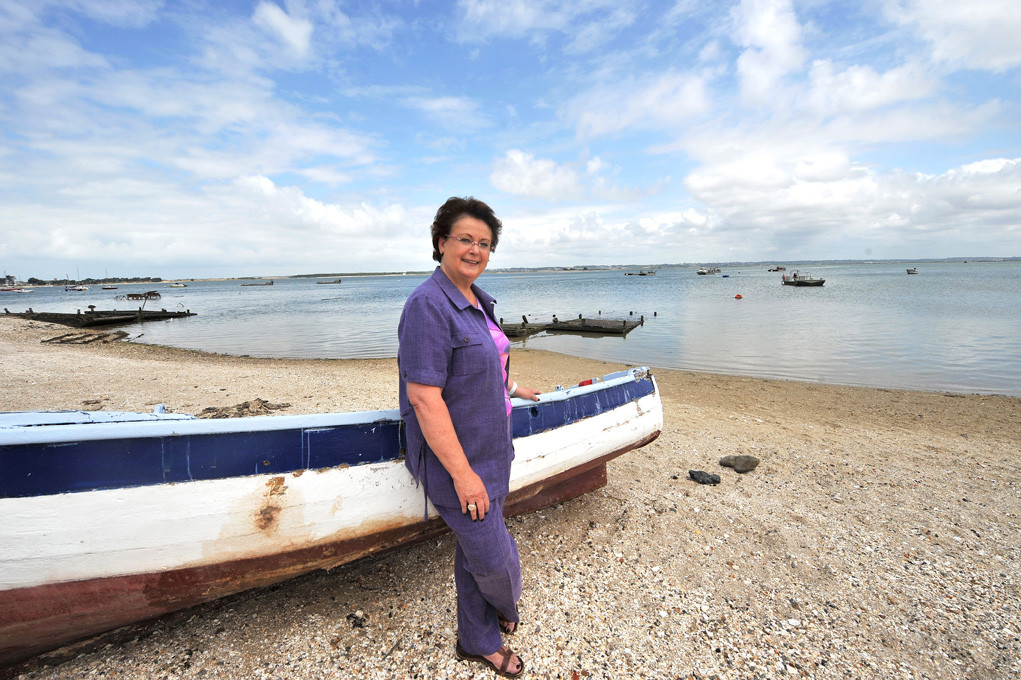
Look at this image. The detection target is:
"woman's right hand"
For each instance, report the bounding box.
[454,469,490,521]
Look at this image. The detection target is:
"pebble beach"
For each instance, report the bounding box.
[1,316,1019,680]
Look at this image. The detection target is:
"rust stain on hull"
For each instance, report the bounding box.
[0,429,660,671]
[255,476,286,531]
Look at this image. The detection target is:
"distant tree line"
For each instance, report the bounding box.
[24,276,164,285]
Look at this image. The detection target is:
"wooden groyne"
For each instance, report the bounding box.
[5,307,196,328]
[546,316,643,335]
[501,313,645,338]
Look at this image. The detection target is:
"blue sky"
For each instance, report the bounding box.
[1,0,1019,279]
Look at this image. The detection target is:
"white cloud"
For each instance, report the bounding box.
[253,1,314,58]
[489,150,641,202]
[822,99,1001,145]
[490,150,583,200]
[887,0,1021,72]
[732,0,806,104]
[683,142,1021,253]
[456,0,635,52]
[405,95,488,132]
[61,0,162,28]
[807,60,935,115]
[570,71,709,138]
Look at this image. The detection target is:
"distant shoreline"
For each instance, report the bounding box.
[8,256,1018,287]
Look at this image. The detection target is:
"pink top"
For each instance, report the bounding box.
[478,302,512,415]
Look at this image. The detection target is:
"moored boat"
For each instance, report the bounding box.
[0,367,662,667]
[781,271,825,286]
[906,267,918,274]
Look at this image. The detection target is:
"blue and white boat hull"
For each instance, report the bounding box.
[0,368,662,667]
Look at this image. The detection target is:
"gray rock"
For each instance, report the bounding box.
[689,470,721,485]
[719,454,760,473]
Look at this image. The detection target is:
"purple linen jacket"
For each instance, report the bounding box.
[397,267,514,507]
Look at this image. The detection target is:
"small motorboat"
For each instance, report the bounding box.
[781,271,825,286]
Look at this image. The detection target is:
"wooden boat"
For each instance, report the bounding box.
[0,367,662,667]
[123,291,161,301]
[546,316,644,336]
[906,268,918,274]
[6,308,196,328]
[316,278,343,284]
[781,271,825,286]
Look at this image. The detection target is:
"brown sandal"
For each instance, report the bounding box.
[498,613,518,635]
[456,642,525,678]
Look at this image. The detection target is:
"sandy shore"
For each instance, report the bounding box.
[2,316,1018,679]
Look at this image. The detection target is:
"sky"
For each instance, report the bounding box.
[1,0,1019,279]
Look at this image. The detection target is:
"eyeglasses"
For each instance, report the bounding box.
[445,235,493,252]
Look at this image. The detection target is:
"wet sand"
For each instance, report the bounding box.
[2,316,1019,679]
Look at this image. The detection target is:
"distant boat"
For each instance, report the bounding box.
[241,280,274,286]
[906,268,918,274]
[1,288,31,293]
[101,286,118,290]
[0,367,662,667]
[316,278,343,284]
[767,266,786,271]
[168,283,187,288]
[66,269,88,291]
[697,266,720,275]
[624,270,656,276]
[781,271,825,287]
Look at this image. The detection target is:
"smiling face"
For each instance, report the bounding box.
[438,215,493,292]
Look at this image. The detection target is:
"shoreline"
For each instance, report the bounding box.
[2,316,1019,679]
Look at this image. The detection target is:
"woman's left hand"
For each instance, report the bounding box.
[513,385,541,401]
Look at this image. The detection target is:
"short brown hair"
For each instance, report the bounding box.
[430,196,502,263]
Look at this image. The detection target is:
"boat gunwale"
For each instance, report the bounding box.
[0,368,650,446]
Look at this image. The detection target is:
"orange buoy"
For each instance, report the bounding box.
[735,294,743,299]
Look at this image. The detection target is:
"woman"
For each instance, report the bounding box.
[398,197,539,678]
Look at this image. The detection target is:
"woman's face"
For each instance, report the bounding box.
[438,216,493,288]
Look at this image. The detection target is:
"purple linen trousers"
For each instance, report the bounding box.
[434,496,522,655]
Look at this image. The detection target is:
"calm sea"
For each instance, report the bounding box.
[6,261,1020,396]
